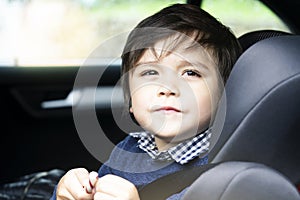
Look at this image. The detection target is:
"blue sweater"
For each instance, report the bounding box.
[98,135,208,199]
[51,135,208,199]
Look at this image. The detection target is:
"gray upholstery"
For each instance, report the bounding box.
[238,30,291,51]
[209,36,300,184]
[183,162,300,200]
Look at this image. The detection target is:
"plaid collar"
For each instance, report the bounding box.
[130,128,211,165]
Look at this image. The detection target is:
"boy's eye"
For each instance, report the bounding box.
[141,70,159,76]
[182,69,201,77]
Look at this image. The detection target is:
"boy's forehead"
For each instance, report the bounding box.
[136,36,215,68]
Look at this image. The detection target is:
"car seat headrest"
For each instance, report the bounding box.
[238,30,291,51]
[209,35,300,183]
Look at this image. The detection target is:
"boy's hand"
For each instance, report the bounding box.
[56,168,95,200]
[94,174,140,200]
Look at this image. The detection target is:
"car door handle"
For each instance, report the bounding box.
[41,90,82,109]
[41,87,123,109]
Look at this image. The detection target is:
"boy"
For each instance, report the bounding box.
[53,3,241,200]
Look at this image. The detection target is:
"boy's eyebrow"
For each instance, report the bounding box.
[178,60,209,70]
[135,60,158,67]
[133,60,209,72]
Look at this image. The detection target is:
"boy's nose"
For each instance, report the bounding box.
[157,85,179,97]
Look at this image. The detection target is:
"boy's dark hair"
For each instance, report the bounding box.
[121,3,242,110]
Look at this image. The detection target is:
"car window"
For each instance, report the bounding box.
[201,0,291,37]
[0,0,184,67]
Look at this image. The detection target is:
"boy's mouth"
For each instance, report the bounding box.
[155,106,181,113]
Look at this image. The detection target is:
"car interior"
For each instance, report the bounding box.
[0,0,300,199]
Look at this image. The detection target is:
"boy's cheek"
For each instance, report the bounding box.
[130,110,152,130]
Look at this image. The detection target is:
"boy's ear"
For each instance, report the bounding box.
[129,98,133,113]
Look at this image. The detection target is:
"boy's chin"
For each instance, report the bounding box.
[153,129,200,143]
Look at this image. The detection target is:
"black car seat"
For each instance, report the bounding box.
[140,161,300,200]
[183,161,300,200]
[209,35,300,186]
[238,29,291,51]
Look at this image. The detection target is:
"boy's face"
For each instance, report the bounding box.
[128,36,221,150]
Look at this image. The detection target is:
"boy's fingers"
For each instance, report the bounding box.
[64,168,94,198]
[57,169,93,200]
[95,174,138,198]
[73,168,89,185]
[94,192,116,200]
[85,171,99,193]
[65,178,94,199]
[84,179,93,194]
[89,171,99,185]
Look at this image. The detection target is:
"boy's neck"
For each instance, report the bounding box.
[154,137,179,152]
